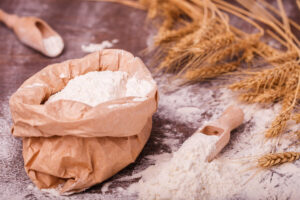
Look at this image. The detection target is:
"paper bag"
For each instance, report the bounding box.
[9,49,158,194]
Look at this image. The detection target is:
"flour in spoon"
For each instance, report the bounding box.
[128,133,238,200]
[47,70,153,106]
[43,36,64,57]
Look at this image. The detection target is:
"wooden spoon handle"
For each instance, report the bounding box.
[0,9,18,29]
[215,105,244,132]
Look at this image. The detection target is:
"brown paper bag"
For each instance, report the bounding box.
[9,49,158,194]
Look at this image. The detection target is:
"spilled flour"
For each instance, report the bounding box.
[47,70,153,106]
[81,39,119,53]
[128,133,232,200]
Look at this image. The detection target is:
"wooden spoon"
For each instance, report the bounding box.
[198,105,244,162]
[0,9,64,57]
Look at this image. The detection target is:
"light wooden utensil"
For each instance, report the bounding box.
[0,9,64,57]
[198,105,244,162]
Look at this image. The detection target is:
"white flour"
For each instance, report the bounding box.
[43,36,64,57]
[81,39,119,53]
[47,71,153,106]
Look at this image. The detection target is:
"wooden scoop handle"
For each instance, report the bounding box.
[0,9,18,29]
[201,105,244,162]
[215,105,244,132]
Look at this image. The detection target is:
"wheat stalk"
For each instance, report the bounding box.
[258,152,300,168]
[184,61,239,81]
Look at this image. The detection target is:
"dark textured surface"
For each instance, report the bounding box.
[1,0,300,199]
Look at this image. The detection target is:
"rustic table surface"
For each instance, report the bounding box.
[1,0,300,199]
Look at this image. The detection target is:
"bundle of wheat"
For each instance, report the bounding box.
[91,0,300,168]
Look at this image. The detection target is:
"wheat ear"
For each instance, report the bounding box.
[239,88,284,103]
[258,152,300,168]
[229,61,298,91]
[155,22,200,45]
[184,61,239,81]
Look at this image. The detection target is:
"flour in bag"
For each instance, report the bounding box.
[47,70,153,106]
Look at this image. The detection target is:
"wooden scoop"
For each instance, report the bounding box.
[0,9,64,57]
[198,105,244,162]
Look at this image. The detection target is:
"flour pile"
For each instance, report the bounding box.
[47,71,153,106]
[43,36,64,57]
[128,132,239,200]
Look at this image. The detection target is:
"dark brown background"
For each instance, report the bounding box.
[0,0,299,199]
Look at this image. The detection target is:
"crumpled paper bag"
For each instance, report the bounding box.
[9,49,158,194]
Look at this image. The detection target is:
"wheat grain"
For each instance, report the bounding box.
[282,91,297,110]
[242,48,255,63]
[292,113,300,123]
[258,152,300,168]
[264,79,299,138]
[285,71,300,92]
[255,42,280,57]
[265,109,291,138]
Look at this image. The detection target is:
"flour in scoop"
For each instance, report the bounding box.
[47,71,153,106]
[128,133,238,200]
[43,36,64,57]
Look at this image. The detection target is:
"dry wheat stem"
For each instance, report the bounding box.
[88,0,146,9]
[184,61,239,81]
